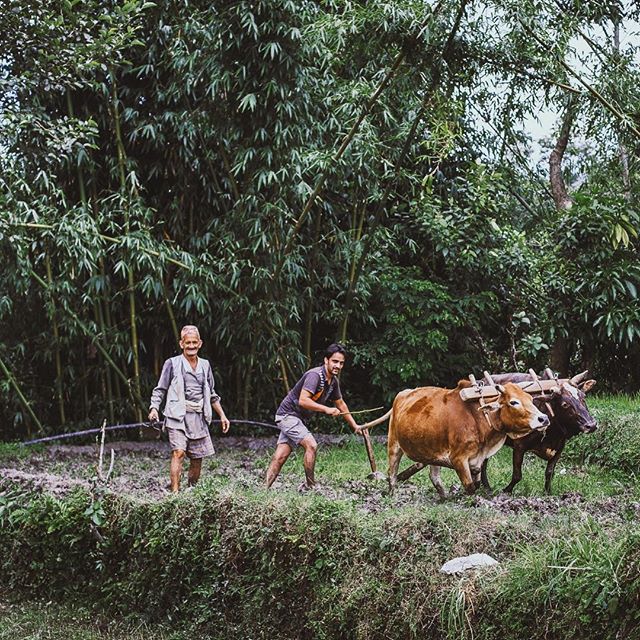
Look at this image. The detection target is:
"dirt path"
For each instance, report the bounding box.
[0,436,354,500]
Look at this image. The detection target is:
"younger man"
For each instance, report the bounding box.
[149,325,230,492]
[265,343,362,490]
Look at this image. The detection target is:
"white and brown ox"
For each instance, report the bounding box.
[383,381,550,498]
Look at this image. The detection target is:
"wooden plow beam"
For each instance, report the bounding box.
[459,369,568,402]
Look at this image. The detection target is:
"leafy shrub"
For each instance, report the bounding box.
[1,481,639,639]
[565,398,640,475]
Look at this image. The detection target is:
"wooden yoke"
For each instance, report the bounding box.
[528,368,555,417]
[459,371,567,402]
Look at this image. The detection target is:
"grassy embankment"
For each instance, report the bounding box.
[1,394,640,640]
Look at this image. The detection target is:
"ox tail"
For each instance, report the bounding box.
[359,408,392,430]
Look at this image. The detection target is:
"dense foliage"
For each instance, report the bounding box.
[1,0,639,438]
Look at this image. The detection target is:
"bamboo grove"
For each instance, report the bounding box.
[1,0,640,438]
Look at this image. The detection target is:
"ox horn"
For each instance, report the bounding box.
[569,370,589,385]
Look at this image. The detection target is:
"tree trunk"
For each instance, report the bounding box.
[548,93,578,373]
[550,335,570,377]
[614,20,631,200]
[549,94,577,211]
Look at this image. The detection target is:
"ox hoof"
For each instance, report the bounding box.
[367,471,387,481]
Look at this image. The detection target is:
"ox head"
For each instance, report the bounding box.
[491,382,550,436]
[543,371,597,434]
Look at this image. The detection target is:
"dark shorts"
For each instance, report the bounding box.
[167,427,215,459]
[275,414,311,448]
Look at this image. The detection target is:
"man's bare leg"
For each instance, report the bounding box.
[188,457,203,487]
[299,435,318,488]
[170,449,186,492]
[265,443,292,488]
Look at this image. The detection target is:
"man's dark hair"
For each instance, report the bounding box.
[324,343,347,360]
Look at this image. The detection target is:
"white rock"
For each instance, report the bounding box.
[440,553,499,574]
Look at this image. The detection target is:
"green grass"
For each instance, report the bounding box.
[0,597,179,640]
[588,392,640,412]
[253,436,639,500]
[0,442,37,461]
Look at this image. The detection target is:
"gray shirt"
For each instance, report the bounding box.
[276,365,342,421]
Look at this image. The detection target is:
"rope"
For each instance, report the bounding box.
[21,419,280,446]
[338,406,384,416]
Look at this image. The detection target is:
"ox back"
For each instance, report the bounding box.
[481,371,597,494]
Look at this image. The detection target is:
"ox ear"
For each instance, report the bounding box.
[580,379,596,393]
[494,384,505,395]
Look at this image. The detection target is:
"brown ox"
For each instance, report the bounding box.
[386,381,550,497]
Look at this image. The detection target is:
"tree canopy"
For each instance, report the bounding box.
[1,0,639,437]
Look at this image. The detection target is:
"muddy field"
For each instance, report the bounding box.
[2,435,639,523]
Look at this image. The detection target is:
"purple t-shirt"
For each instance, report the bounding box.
[276,365,342,421]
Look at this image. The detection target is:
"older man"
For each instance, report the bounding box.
[149,325,230,492]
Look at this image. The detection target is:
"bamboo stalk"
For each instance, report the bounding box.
[278,354,290,396]
[304,211,323,365]
[0,354,43,432]
[90,187,116,421]
[66,89,88,205]
[95,300,115,425]
[99,255,122,407]
[242,334,258,419]
[161,277,180,345]
[339,202,366,343]
[127,271,143,422]
[110,68,142,422]
[45,252,66,425]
